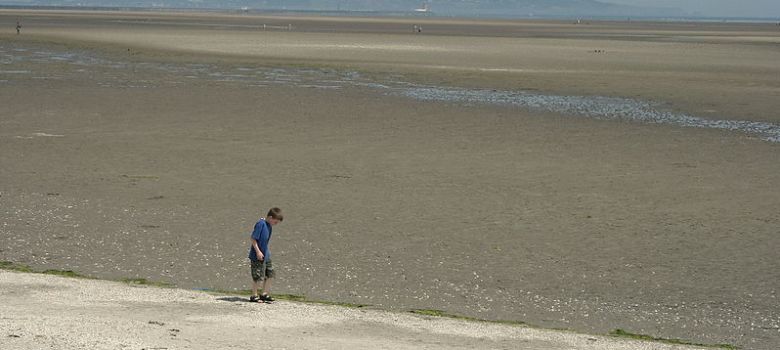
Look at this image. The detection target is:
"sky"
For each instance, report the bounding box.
[606,0,780,18]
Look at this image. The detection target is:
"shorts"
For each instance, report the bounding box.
[250,259,275,282]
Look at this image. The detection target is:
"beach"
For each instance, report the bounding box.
[1,10,779,349]
[0,270,706,350]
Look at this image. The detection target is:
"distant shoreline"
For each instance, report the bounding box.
[2,5,779,24]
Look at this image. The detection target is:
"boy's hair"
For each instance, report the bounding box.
[267,207,283,221]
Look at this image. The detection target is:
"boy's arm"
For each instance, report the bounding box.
[258,229,270,260]
[250,238,264,261]
[250,222,265,260]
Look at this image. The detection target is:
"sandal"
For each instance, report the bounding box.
[259,294,275,303]
[249,295,263,303]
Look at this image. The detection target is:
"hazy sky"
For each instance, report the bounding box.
[607,0,780,17]
[1,1,779,18]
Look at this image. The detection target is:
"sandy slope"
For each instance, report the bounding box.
[0,270,705,350]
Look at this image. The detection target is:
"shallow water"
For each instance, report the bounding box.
[3,43,779,143]
[402,87,780,143]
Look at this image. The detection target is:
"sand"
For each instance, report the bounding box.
[5,9,780,124]
[1,10,779,349]
[0,270,706,350]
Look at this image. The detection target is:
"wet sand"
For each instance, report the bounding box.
[1,10,779,349]
[5,9,780,124]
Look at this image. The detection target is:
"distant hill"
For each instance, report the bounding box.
[430,0,681,17]
[0,0,682,18]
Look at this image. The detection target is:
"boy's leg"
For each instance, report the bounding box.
[260,260,276,301]
[252,280,261,297]
[250,260,262,300]
[261,278,272,296]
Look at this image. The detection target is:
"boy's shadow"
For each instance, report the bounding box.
[216,296,250,303]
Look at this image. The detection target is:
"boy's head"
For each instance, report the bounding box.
[266,207,283,226]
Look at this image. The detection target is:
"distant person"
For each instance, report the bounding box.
[16,21,21,35]
[248,207,284,303]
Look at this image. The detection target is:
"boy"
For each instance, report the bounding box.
[248,207,283,303]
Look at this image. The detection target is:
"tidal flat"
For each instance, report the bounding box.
[1,10,779,349]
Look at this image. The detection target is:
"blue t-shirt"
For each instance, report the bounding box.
[248,219,272,261]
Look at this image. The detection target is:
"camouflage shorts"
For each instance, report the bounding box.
[250,259,275,282]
